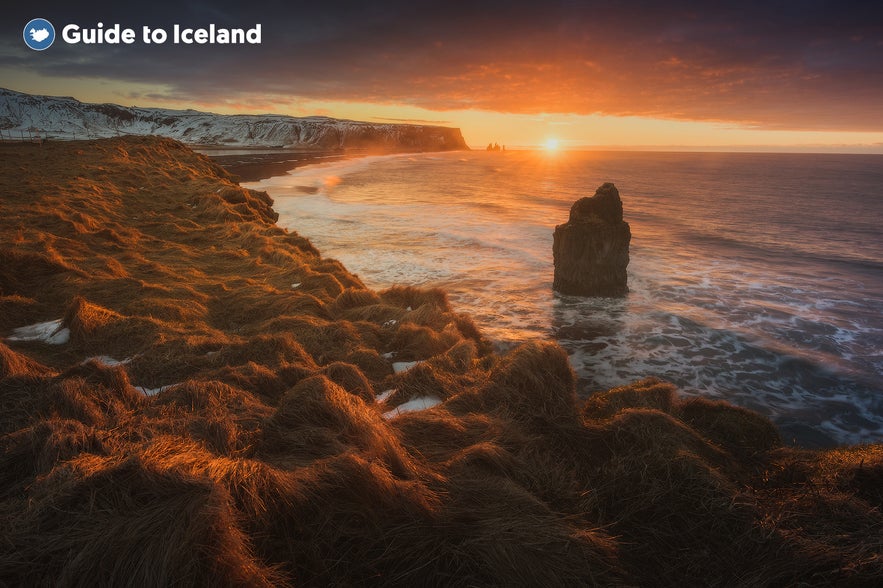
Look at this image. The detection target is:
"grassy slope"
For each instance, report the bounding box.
[1,136,881,586]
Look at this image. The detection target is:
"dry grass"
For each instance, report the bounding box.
[0,137,880,586]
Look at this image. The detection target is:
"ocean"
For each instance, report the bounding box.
[244,150,883,447]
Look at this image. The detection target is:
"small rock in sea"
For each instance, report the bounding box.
[552,182,631,297]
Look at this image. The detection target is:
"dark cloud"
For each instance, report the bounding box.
[3,1,882,130]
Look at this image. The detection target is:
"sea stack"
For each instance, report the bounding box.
[553,182,631,297]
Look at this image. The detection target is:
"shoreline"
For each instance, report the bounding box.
[1,136,881,585]
[240,148,878,449]
[203,149,350,182]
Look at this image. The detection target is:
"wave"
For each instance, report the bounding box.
[554,299,883,446]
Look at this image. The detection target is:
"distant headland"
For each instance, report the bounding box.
[0,87,469,152]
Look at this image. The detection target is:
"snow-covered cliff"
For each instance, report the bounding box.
[0,88,468,151]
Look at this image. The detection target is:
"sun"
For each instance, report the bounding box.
[543,138,560,151]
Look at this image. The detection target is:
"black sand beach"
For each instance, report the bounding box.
[202,149,348,182]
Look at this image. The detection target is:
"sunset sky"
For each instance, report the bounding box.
[3,1,883,151]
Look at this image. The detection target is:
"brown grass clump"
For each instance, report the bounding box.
[392,410,504,463]
[145,381,272,454]
[679,396,782,458]
[380,342,488,408]
[0,341,48,379]
[218,333,318,371]
[448,341,579,424]
[194,362,295,405]
[433,472,628,586]
[210,286,331,332]
[0,294,40,330]
[0,248,84,298]
[323,361,376,402]
[64,296,161,357]
[344,347,393,382]
[580,408,804,586]
[258,315,368,365]
[151,379,270,417]
[582,378,782,462]
[0,418,105,500]
[330,287,382,314]
[335,301,408,325]
[1,453,285,587]
[383,362,454,406]
[380,285,450,311]
[259,375,417,477]
[390,322,461,360]
[583,376,678,419]
[248,452,438,585]
[0,366,138,436]
[308,257,366,290]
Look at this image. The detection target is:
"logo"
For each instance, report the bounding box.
[23,18,55,51]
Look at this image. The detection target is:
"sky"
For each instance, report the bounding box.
[3,1,883,151]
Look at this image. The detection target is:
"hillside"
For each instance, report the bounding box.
[0,88,469,151]
[0,137,881,586]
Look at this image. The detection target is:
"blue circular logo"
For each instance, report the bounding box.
[23,18,55,51]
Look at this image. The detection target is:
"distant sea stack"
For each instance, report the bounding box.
[553,183,631,297]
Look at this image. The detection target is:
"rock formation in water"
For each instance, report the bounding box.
[553,182,631,297]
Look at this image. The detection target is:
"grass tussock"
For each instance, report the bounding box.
[381,341,488,409]
[448,341,579,424]
[2,452,285,587]
[0,295,40,330]
[259,375,417,478]
[323,361,376,402]
[0,341,49,379]
[1,137,880,586]
[64,296,162,357]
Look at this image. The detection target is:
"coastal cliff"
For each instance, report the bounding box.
[1,137,881,586]
[0,88,469,151]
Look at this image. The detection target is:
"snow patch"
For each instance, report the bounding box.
[7,319,70,345]
[135,384,175,396]
[376,389,396,402]
[392,360,421,374]
[84,355,130,366]
[383,396,442,419]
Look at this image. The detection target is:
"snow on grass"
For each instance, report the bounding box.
[376,389,396,403]
[84,356,130,366]
[6,319,70,345]
[383,396,442,419]
[392,361,421,374]
[135,384,175,396]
